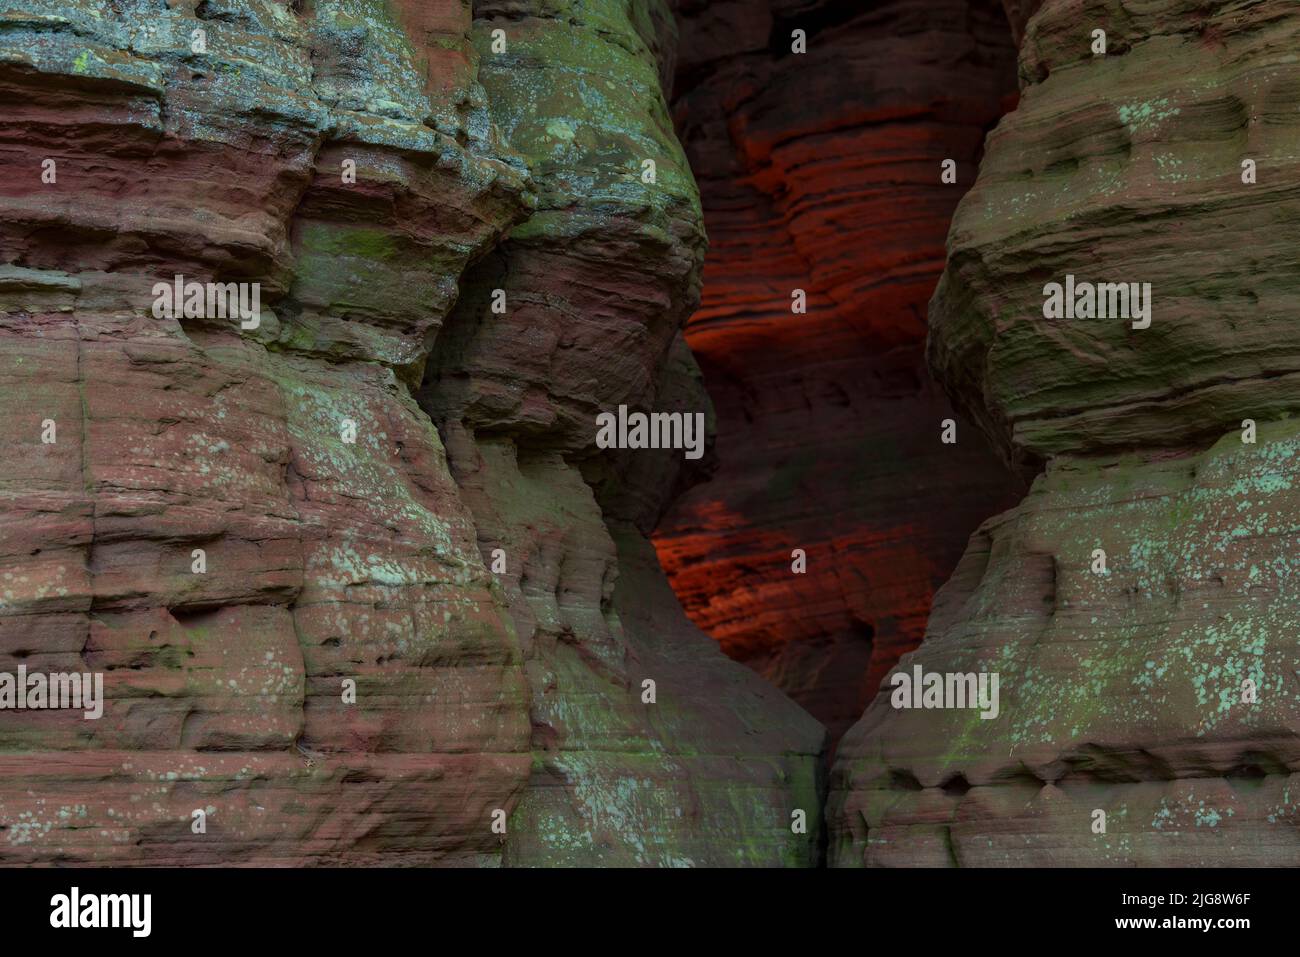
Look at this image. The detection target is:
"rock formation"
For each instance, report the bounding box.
[831,0,1300,865]
[654,0,1022,744]
[0,0,822,866]
[12,0,1274,872]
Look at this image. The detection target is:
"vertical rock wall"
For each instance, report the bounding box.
[831,0,1300,866]
[654,0,1021,744]
[424,0,824,866]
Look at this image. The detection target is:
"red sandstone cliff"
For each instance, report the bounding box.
[0,0,823,866]
[655,0,1023,743]
[832,0,1300,866]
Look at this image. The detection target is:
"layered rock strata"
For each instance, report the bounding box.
[654,0,1021,744]
[0,0,822,866]
[831,0,1300,866]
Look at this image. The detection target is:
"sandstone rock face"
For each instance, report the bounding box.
[0,0,822,866]
[654,0,1021,744]
[928,0,1300,470]
[831,0,1300,865]
[426,0,824,866]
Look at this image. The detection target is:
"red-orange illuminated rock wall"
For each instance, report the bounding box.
[655,0,1023,743]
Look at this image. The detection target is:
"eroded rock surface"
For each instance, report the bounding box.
[654,0,1021,744]
[0,0,822,866]
[426,1,824,866]
[832,0,1300,866]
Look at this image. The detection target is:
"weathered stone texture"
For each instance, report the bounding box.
[832,0,1300,866]
[424,1,825,866]
[654,0,1021,744]
[0,0,822,866]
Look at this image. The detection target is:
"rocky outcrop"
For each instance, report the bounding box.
[0,0,822,866]
[654,0,1021,744]
[831,0,1300,865]
[424,1,824,866]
